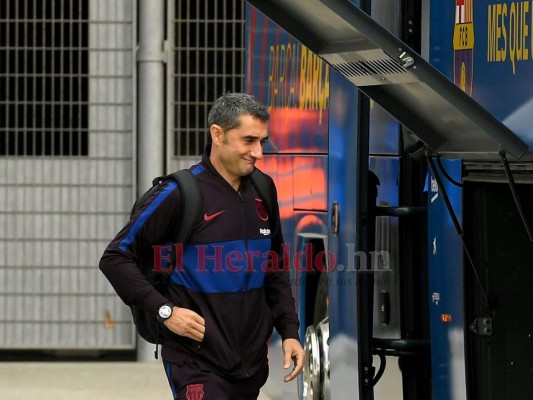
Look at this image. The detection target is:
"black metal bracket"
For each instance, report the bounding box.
[470,317,493,336]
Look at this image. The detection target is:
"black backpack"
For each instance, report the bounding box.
[128,167,273,357]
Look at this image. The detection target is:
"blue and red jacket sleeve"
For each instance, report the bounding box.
[99,180,182,315]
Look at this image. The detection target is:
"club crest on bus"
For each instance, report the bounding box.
[453,0,475,95]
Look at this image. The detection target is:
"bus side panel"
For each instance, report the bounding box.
[244,4,329,154]
[429,1,533,148]
[427,159,467,400]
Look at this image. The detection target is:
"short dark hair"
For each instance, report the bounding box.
[208,92,269,132]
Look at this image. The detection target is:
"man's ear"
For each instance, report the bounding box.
[210,124,224,144]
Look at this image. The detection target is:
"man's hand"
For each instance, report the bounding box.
[163,306,205,342]
[282,338,305,382]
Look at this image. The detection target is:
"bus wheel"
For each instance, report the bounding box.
[303,272,330,400]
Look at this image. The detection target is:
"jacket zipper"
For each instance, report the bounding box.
[238,189,252,377]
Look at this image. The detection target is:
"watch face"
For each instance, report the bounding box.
[159,305,172,319]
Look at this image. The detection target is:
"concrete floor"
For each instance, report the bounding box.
[0,361,289,400]
[0,335,408,400]
[0,341,299,399]
[0,342,298,400]
[0,354,401,400]
[0,362,175,400]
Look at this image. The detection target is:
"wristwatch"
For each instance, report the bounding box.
[157,303,175,323]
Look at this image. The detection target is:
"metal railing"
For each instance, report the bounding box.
[168,0,244,170]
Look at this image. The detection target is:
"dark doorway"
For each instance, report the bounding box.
[464,181,533,400]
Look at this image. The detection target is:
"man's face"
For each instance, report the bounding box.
[211,114,268,184]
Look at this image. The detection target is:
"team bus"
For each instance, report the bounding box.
[245,0,533,399]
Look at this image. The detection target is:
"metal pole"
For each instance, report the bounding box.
[137,0,165,361]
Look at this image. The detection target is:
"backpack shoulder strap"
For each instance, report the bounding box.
[167,169,202,244]
[250,168,274,219]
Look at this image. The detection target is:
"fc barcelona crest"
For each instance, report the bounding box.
[453,0,475,96]
[186,384,204,400]
[256,198,269,221]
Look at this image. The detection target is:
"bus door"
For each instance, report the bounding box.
[326,69,364,399]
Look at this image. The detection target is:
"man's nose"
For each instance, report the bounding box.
[250,142,263,160]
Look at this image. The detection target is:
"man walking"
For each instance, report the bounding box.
[100,93,305,399]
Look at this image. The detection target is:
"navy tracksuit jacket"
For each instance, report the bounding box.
[99,146,300,379]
